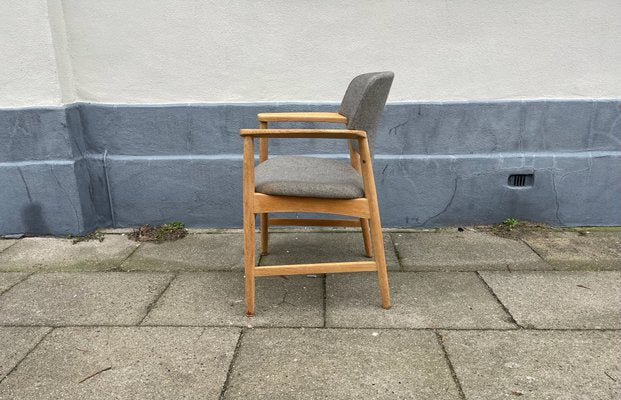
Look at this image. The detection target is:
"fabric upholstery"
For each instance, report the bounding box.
[339,71,394,153]
[255,156,364,199]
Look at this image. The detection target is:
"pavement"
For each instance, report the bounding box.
[0,228,619,399]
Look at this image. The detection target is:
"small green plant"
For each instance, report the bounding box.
[128,221,188,242]
[161,221,185,231]
[503,218,520,230]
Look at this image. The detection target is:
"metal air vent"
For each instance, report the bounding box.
[508,174,534,187]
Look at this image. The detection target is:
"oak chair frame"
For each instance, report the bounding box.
[240,112,390,316]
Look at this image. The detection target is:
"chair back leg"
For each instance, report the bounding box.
[259,121,270,257]
[360,218,373,257]
[358,137,391,309]
[260,213,269,255]
[368,206,391,309]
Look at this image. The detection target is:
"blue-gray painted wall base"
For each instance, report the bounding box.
[1,101,620,235]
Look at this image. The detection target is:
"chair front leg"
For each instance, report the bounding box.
[243,136,256,316]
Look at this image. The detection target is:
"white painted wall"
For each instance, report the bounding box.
[0,0,64,107]
[2,1,620,106]
[47,0,76,103]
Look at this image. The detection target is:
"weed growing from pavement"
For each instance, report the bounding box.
[503,218,520,230]
[67,231,105,244]
[128,221,188,242]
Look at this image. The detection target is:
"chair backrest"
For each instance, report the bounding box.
[339,71,394,153]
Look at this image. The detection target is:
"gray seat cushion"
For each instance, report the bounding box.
[255,156,364,199]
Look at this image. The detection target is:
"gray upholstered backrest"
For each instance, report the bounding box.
[339,71,394,153]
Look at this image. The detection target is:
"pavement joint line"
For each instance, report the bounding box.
[387,232,404,272]
[18,268,616,276]
[118,242,142,269]
[137,272,177,325]
[1,323,618,332]
[519,237,551,265]
[218,328,245,400]
[434,330,467,400]
[100,227,621,235]
[0,240,19,254]
[249,326,621,332]
[0,271,35,298]
[0,326,53,385]
[4,267,618,274]
[21,270,177,276]
[18,227,621,238]
[475,271,522,328]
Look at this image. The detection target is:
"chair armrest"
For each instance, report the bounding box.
[257,112,347,124]
[240,128,365,139]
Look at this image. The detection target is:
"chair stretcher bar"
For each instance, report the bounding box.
[254,261,377,276]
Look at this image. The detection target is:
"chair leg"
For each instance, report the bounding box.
[243,212,255,316]
[357,136,391,309]
[260,213,269,255]
[360,218,373,257]
[242,136,255,316]
[368,209,390,309]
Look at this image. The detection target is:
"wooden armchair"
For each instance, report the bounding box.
[240,72,394,316]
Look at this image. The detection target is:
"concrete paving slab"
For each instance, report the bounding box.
[326,272,515,329]
[224,328,461,399]
[0,327,50,379]
[96,228,133,234]
[0,236,139,272]
[0,272,28,294]
[392,231,548,271]
[0,272,173,326]
[480,271,621,329]
[441,330,621,400]
[143,272,323,327]
[521,231,621,270]
[260,232,399,271]
[0,240,15,253]
[121,233,243,271]
[0,327,240,399]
